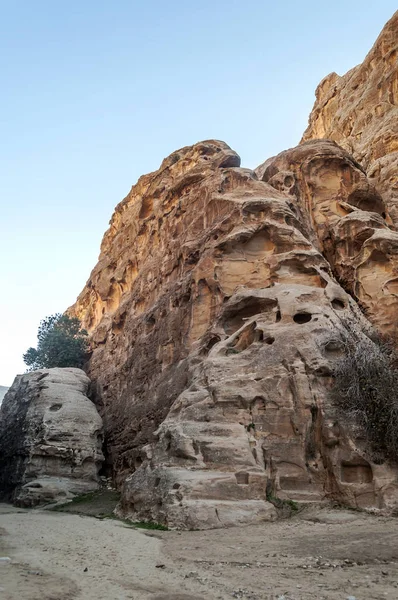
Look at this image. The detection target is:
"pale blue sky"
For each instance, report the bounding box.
[1,1,396,385]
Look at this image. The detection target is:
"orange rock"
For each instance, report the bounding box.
[301,11,398,224]
[257,139,398,341]
[69,137,398,528]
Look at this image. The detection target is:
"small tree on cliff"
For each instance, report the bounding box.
[23,314,89,371]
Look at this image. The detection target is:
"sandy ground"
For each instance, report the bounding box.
[1,503,398,600]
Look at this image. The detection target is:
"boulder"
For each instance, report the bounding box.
[0,368,104,506]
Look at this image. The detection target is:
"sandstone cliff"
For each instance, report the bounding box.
[0,368,104,506]
[65,14,398,528]
[69,133,398,527]
[301,10,398,224]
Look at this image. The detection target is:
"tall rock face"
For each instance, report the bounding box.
[70,134,398,528]
[0,368,104,506]
[301,11,398,224]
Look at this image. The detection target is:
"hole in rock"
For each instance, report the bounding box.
[218,155,241,168]
[276,310,281,322]
[293,313,312,324]
[154,477,161,487]
[172,483,181,490]
[49,403,62,412]
[235,472,249,485]
[315,365,333,376]
[139,197,153,220]
[223,298,278,335]
[200,334,221,356]
[146,315,156,329]
[264,336,275,345]
[347,189,385,215]
[331,298,346,310]
[341,461,373,484]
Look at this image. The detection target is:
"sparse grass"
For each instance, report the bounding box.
[66,491,98,504]
[267,493,299,513]
[131,521,168,531]
[266,481,299,516]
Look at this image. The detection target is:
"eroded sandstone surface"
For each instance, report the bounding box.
[301,10,398,224]
[64,14,398,528]
[69,131,398,527]
[256,139,398,341]
[0,368,104,506]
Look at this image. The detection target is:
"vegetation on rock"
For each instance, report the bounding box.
[333,335,398,462]
[23,314,89,370]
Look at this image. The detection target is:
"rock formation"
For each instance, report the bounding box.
[0,368,104,506]
[69,136,398,526]
[65,14,398,528]
[256,140,398,341]
[301,10,398,224]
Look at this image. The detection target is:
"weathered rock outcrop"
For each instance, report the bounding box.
[256,140,398,341]
[65,15,398,528]
[70,133,398,527]
[0,368,104,506]
[301,11,398,224]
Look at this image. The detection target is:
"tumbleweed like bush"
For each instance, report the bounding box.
[332,335,398,462]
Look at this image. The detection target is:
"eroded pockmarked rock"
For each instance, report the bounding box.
[0,368,104,506]
[256,139,398,341]
[69,137,398,528]
[301,11,398,224]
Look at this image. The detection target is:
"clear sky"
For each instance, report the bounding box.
[0,1,396,386]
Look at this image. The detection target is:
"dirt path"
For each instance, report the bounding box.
[1,503,398,599]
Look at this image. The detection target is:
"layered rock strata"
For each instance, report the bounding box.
[301,11,398,224]
[70,138,398,528]
[0,368,104,506]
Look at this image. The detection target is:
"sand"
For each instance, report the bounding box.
[1,503,398,599]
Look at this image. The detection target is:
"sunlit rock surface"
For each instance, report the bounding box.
[301,11,398,224]
[70,132,398,527]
